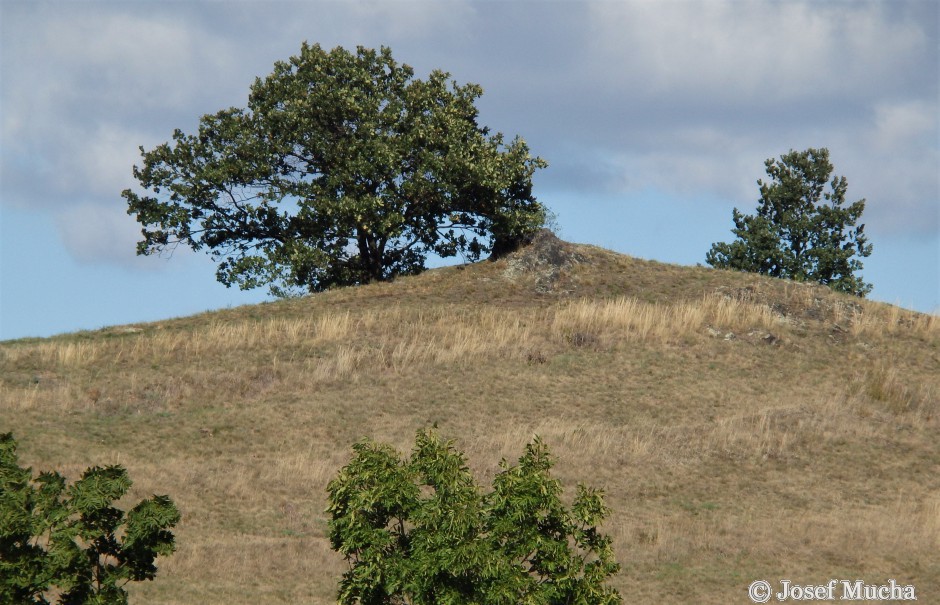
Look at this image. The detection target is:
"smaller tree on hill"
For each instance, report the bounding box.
[706,147,873,296]
[0,433,179,605]
[326,429,622,604]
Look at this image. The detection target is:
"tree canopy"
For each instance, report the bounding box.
[706,148,873,296]
[0,433,179,605]
[124,43,547,296]
[327,430,622,605]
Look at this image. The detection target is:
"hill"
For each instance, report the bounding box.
[2,232,938,604]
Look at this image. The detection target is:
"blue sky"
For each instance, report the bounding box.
[1,0,938,340]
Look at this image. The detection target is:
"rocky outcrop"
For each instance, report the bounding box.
[502,229,585,293]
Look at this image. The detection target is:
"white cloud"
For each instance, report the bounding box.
[38,11,238,112]
[524,1,937,237]
[30,122,152,202]
[843,101,940,236]
[55,202,150,267]
[0,6,232,263]
[869,100,937,152]
[349,0,476,43]
[2,0,935,268]
[585,1,927,103]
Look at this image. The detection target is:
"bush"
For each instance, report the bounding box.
[327,429,622,604]
[0,433,179,605]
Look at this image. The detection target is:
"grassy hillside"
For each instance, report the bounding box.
[2,233,938,604]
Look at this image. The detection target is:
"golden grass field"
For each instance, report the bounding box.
[2,236,938,603]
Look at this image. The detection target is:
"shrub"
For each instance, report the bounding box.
[327,429,621,604]
[0,433,179,605]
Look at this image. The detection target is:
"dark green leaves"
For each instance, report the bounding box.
[326,430,622,605]
[706,148,873,296]
[125,42,547,296]
[0,434,179,605]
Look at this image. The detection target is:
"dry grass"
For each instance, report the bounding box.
[2,242,937,604]
[551,292,780,344]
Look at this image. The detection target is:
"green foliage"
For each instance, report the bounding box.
[124,42,548,296]
[327,429,621,604]
[706,148,873,296]
[0,433,179,605]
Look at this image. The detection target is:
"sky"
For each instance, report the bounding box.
[1,0,938,341]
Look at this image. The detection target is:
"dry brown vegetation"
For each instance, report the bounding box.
[2,236,938,604]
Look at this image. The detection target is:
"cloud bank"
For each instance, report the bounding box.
[2,0,936,269]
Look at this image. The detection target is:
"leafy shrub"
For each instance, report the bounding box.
[327,429,622,604]
[0,433,179,605]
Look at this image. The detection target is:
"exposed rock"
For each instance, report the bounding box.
[502,229,585,293]
[748,329,780,345]
[705,326,738,341]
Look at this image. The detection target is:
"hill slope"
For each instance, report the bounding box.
[2,234,938,604]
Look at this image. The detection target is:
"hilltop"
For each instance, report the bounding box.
[1,233,938,604]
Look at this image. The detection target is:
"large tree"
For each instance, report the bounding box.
[124,43,547,296]
[706,147,873,296]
